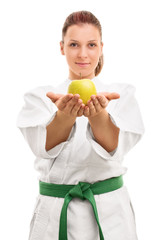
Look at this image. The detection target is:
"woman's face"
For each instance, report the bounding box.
[60,24,103,80]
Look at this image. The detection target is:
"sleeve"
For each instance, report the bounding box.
[86,84,145,160]
[16,86,76,159]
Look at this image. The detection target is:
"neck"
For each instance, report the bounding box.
[69,72,95,80]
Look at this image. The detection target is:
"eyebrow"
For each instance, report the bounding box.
[69,39,98,42]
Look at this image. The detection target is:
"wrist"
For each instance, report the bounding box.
[56,110,76,124]
[88,109,109,122]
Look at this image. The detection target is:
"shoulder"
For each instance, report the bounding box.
[24,85,55,98]
[21,85,56,112]
[23,85,57,103]
[94,78,136,95]
[109,82,135,93]
[24,79,70,97]
[101,81,135,94]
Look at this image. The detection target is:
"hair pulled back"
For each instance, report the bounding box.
[62,11,104,76]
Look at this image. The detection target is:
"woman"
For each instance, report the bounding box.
[17,11,144,240]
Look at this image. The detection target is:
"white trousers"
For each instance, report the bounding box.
[29,186,138,240]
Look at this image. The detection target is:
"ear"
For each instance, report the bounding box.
[60,41,65,55]
[100,42,104,56]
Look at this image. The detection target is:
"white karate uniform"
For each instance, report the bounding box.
[17,77,144,240]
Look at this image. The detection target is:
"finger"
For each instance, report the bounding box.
[57,94,74,111]
[98,92,120,100]
[91,95,102,112]
[87,99,96,115]
[77,104,85,117]
[64,94,80,113]
[107,92,120,100]
[71,99,83,116]
[61,94,74,105]
[46,92,62,102]
[51,94,73,111]
[46,92,70,104]
[96,94,108,108]
[99,92,120,101]
[83,106,90,117]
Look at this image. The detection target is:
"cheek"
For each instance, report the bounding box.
[66,50,76,62]
[90,50,101,63]
[65,52,73,65]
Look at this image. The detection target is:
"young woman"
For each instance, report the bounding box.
[17,11,144,240]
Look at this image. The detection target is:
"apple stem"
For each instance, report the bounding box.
[80,72,82,79]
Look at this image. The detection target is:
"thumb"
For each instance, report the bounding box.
[46,92,63,103]
[100,92,120,101]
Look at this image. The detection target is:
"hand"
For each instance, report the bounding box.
[46,92,85,117]
[83,92,120,118]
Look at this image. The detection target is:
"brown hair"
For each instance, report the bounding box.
[62,11,104,76]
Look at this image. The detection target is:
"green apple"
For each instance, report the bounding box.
[68,79,97,105]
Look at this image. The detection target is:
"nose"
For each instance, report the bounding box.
[78,46,88,59]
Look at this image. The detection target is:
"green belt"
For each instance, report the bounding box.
[39,175,123,240]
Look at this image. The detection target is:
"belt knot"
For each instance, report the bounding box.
[68,182,91,200]
[59,181,105,239]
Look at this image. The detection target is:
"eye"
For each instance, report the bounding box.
[70,43,78,47]
[89,43,96,48]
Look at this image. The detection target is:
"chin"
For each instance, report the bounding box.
[75,70,94,80]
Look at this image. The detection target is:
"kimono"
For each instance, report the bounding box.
[17,77,144,240]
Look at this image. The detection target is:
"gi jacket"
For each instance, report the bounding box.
[17,77,144,240]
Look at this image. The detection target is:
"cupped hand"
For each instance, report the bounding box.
[46,92,85,117]
[83,92,120,117]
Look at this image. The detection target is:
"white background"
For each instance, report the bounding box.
[0,0,160,239]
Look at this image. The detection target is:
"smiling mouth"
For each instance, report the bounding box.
[76,62,90,67]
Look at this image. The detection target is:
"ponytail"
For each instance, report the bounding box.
[95,54,104,76]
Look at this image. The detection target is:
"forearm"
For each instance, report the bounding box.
[46,110,76,151]
[88,109,120,152]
